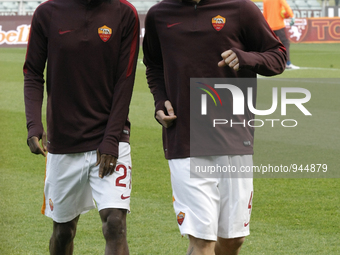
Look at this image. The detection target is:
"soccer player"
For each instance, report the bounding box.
[24,0,139,254]
[143,0,286,254]
[263,0,300,69]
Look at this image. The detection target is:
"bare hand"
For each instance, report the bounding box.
[218,50,240,71]
[27,131,47,157]
[96,149,117,179]
[156,100,177,128]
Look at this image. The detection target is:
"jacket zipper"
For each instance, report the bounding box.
[194,3,198,31]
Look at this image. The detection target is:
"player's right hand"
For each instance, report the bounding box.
[27,131,47,157]
[95,150,117,179]
[156,100,177,128]
[218,49,240,71]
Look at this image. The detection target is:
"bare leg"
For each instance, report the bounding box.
[187,235,216,255]
[49,215,80,255]
[215,237,245,255]
[100,208,129,255]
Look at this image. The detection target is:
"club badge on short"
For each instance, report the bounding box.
[98,25,112,42]
[177,211,185,225]
[212,15,226,31]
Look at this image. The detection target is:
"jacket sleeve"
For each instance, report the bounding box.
[142,7,168,115]
[23,7,49,141]
[232,0,287,76]
[98,5,140,157]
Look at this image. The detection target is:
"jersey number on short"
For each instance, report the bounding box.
[115,164,131,188]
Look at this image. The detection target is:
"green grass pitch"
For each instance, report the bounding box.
[0,43,339,254]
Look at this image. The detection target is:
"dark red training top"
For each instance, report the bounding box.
[24,0,139,157]
[143,0,287,159]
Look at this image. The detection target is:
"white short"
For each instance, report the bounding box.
[42,142,132,223]
[169,155,253,241]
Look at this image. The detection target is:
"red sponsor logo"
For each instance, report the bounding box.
[0,24,30,45]
[177,211,185,226]
[98,25,112,42]
[212,15,226,31]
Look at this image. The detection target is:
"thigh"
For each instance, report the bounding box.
[169,157,220,241]
[42,152,96,223]
[218,155,253,239]
[90,142,132,212]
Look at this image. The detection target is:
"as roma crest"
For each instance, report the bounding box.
[98,25,112,42]
[177,211,185,226]
[212,15,226,31]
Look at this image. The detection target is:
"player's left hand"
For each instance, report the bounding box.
[96,149,117,179]
[218,50,239,71]
[27,131,47,157]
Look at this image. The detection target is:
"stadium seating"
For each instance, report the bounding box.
[24,1,42,12]
[308,0,324,9]
[253,1,263,10]
[289,0,322,10]
[0,0,323,15]
[295,0,309,8]
[0,0,159,15]
[128,0,159,13]
[253,0,322,11]
[0,2,6,12]
[0,1,19,13]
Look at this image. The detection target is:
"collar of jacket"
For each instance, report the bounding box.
[180,0,209,5]
[75,0,110,6]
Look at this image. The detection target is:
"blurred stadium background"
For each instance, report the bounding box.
[0,0,339,16]
[0,0,339,254]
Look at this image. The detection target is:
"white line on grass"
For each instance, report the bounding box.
[285,67,340,71]
[258,77,339,84]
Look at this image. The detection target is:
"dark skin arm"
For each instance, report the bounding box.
[27,131,116,179]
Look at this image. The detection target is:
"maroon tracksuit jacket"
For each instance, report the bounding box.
[24,0,139,157]
[143,0,287,159]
